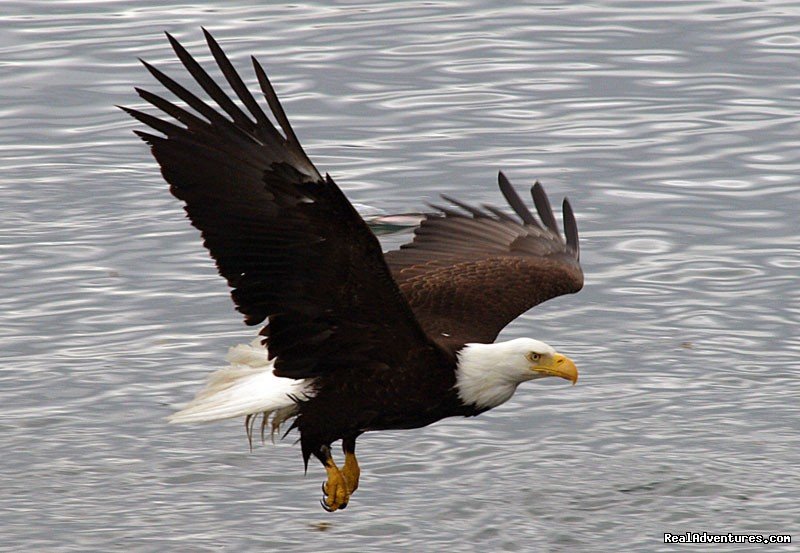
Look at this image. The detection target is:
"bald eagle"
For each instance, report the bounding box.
[124,30,583,512]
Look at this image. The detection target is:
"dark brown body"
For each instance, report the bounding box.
[295,343,481,464]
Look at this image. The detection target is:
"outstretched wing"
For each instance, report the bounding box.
[383,172,583,346]
[124,30,434,378]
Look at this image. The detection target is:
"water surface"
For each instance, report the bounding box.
[1,1,799,551]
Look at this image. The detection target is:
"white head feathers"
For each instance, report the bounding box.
[455,337,557,410]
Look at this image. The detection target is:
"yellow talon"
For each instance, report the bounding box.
[342,451,360,495]
[321,461,350,512]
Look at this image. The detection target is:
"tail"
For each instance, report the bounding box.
[168,340,312,424]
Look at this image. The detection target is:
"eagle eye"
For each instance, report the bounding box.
[527,352,541,362]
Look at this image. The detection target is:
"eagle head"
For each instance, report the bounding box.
[455,338,578,410]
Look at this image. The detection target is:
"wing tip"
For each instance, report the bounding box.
[530,181,559,235]
[497,171,537,226]
[498,170,509,186]
[562,196,580,261]
[501,173,580,259]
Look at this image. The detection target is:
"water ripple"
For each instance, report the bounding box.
[2,0,800,551]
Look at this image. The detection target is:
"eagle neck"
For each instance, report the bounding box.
[454,342,522,410]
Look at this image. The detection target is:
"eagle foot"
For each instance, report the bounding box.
[342,451,360,495]
[321,466,351,512]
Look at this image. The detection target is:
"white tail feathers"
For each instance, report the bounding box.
[168,340,312,424]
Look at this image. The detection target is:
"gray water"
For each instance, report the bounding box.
[2,1,799,551]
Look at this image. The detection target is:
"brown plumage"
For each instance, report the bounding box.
[125,30,584,512]
[385,175,582,346]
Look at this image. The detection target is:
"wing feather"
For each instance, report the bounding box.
[126,31,434,378]
[165,32,255,129]
[532,181,559,234]
[498,171,539,227]
[385,173,583,345]
[563,197,580,260]
[202,29,280,135]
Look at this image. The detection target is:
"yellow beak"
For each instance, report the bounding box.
[533,353,578,385]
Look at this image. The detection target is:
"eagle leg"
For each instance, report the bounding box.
[342,435,360,495]
[316,445,350,512]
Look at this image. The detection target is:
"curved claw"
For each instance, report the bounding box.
[319,465,352,512]
[320,498,334,512]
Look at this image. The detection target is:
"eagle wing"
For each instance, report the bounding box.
[124,31,434,379]
[383,172,583,346]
